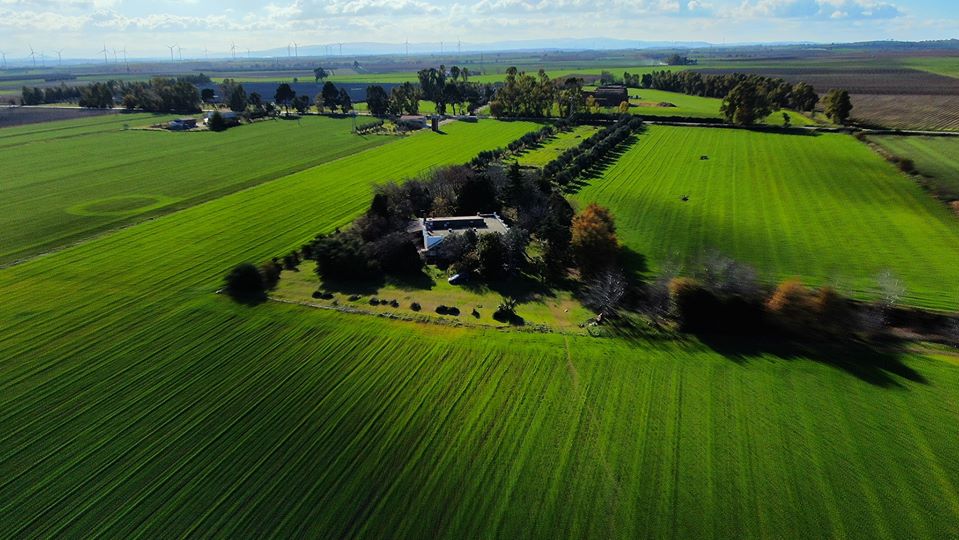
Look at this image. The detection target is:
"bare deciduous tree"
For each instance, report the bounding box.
[584,267,628,321]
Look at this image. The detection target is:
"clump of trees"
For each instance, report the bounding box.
[490,67,560,118]
[116,78,201,113]
[417,64,490,115]
[542,115,644,186]
[824,89,853,124]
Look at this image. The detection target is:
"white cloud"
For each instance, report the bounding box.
[734,0,901,20]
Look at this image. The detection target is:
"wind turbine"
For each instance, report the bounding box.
[338,43,343,56]
[122,46,128,70]
[292,41,298,57]
[405,39,409,58]
[287,43,291,57]
[203,47,209,59]
[0,51,6,69]
[100,44,108,65]
[167,44,177,63]
[39,51,46,67]
[29,45,37,66]
[113,48,118,64]
[177,46,183,62]
[230,42,237,60]
[55,49,63,66]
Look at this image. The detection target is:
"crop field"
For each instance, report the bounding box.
[1,114,958,537]
[850,94,959,131]
[0,115,392,264]
[514,125,600,166]
[869,135,959,198]
[571,126,959,310]
[0,106,126,128]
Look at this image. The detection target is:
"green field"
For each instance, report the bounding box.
[571,126,959,310]
[2,115,959,536]
[514,125,600,166]
[0,115,391,264]
[869,135,959,199]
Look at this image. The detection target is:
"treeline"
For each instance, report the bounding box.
[21,74,212,108]
[469,123,559,169]
[490,68,587,118]
[21,83,84,105]
[543,115,644,186]
[360,66,494,117]
[117,78,202,113]
[643,70,820,111]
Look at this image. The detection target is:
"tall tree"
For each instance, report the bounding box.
[321,81,340,111]
[338,88,352,113]
[313,67,329,83]
[720,80,773,125]
[274,83,296,114]
[824,89,853,125]
[365,85,389,116]
[571,203,619,275]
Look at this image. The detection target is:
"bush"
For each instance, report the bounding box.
[260,261,282,289]
[448,306,461,316]
[766,279,817,329]
[224,263,264,297]
[312,231,377,281]
[436,305,449,315]
[668,277,723,332]
[411,302,421,311]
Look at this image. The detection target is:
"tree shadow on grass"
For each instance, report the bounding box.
[226,290,268,306]
[563,134,638,195]
[695,332,927,388]
[318,275,385,296]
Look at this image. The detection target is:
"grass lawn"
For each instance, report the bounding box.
[1,117,958,537]
[570,125,959,310]
[352,100,439,114]
[0,115,391,264]
[512,125,600,167]
[869,135,959,199]
[273,260,594,331]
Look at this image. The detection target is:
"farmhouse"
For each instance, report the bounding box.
[411,213,509,258]
[588,85,629,107]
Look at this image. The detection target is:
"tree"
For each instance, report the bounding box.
[584,267,628,321]
[338,88,352,113]
[321,81,340,111]
[790,82,819,112]
[247,92,263,109]
[618,100,630,114]
[366,85,390,116]
[312,232,376,281]
[292,95,311,114]
[200,88,215,103]
[208,111,227,132]
[824,89,853,124]
[224,263,264,297]
[571,203,618,275]
[313,67,329,82]
[274,83,296,114]
[225,82,247,112]
[782,112,791,128]
[720,80,774,125]
[476,233,507,280]
[502,227,530,276]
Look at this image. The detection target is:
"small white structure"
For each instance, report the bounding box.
[203,111,239,125]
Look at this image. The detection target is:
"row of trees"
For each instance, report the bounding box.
[543,115,644,185]
[117,78,202,113]
[21,83,83,105]
[489,67,575,118]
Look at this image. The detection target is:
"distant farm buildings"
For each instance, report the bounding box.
[167,118,197,130]
[587,85,629,107]
[398,115,428,130]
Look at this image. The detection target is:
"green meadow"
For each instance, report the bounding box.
[571,126,959,310]
[870,135,959,198]
[0,115,391,264]
[514,125,600,166]
[1,115,958,537]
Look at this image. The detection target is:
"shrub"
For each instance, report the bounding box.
[411,302,421,311]
[766,279,817,328]
[668,277,722,332]
[436,305,449,315]
[312,231,377,281]
[493,297,519,323]
[448,307,461,316]
[898,158,916,174]
[224,263,264,297]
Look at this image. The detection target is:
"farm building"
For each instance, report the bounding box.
[398,115,428,130]
[203,111,239,125]
[588,85,629,107]
[410,214,509,258]
[168,118,197,130]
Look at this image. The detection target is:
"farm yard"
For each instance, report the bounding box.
[3,43,959,539]
[570,125,959,311]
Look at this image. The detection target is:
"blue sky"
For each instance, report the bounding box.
[0,0,956,60]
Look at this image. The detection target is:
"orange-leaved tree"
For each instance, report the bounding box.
[571,203,619,275]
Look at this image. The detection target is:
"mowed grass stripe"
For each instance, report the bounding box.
[572,125,959,309]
